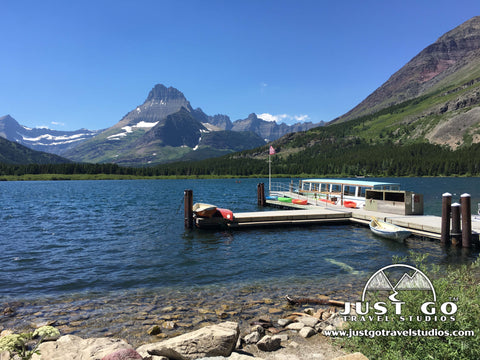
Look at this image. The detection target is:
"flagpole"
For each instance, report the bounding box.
[269,153,271,193]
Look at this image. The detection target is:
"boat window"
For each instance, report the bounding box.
[321,184,328,192]
[331,184,341,193]
[312,183,319,191]
[343,186,356,196]
[359,187,367,197]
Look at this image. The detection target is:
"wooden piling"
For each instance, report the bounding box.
[257,183,266,207]
[461,193,472,248]
[441,192,452,244]
[451,203,461,246]
[184,189,194,229]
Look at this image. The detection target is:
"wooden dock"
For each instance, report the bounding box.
[194,199,480,245]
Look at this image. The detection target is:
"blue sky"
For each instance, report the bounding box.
[1,0,479,130]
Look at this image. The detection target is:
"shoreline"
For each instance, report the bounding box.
[1,299,354,360]
[0,283,361,349]
[1,173,478,181]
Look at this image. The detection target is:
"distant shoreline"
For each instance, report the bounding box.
[0,173,477,181]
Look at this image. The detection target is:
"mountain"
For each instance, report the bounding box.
[2,83,320,165]
[0,136,71,164]
[0,115,100,155]
[62,85,267,165]
[182,16,480,177]
[231,113,319,142]
[335,15,480,124]
[62,84,313,165]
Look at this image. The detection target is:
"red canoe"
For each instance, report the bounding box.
[216,208,234,220]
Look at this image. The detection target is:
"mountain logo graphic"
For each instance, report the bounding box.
[361,264,436,303]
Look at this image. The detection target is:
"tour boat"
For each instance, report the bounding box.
[369,217,411,242]
[192,203,217,218]
[298,179,401,208]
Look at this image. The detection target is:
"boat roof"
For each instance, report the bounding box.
[302,178,400,187]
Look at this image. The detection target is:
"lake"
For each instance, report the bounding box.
[0,177,479,345]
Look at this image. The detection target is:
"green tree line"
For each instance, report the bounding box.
[1,141,479,178]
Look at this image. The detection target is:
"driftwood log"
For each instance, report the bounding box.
[285,295,345,307]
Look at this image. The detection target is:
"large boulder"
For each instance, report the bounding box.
[31,335,132,360]
[136,321,239,360]
[101,348,143,360]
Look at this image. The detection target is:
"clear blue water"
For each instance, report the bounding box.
[0,177,479,342]
[1,177,479,299]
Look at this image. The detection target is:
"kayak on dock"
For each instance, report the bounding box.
[292,199,308,205]
[343,201,357,208]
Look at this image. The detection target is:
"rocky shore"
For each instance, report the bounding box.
[1,302,368,360]
[0,283,361,348]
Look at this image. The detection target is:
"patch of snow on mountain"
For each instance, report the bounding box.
[136,121,158,128]
[107,121,159,141]
[21,133,91,142]
[107,133,128,140]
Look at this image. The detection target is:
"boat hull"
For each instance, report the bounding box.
[193,203,217,218]
[369,219,411,242]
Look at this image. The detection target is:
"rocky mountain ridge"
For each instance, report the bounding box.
[0,115,100,155]
[61,84,320,165]
[1,84,320,165]
[0,135,71,164]
[335,15,480,125]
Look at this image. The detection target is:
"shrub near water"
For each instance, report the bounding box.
[340,252,480,360]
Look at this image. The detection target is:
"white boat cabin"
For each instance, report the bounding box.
[299,179,401,206]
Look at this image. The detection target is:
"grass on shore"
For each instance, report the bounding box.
[339,252,480,360]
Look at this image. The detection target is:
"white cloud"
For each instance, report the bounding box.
[294,114,310,122]
[51,121,65,127]
[257,113,287,122]
[257,113,310,125]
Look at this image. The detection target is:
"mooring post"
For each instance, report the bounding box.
[461,193,472,248]
[184,189,194,229]
[257,183,266,207]
[451,203,461,246]
[257,183,261,205]
[441,192,452,244]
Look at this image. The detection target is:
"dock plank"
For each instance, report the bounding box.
[195,199,479,245]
